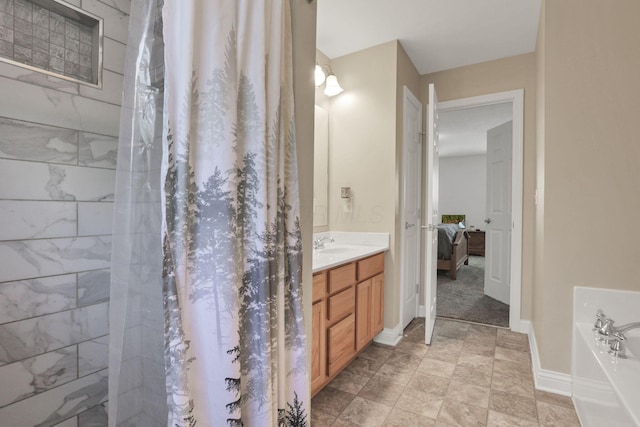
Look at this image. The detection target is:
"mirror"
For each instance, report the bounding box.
[313,105,329,226]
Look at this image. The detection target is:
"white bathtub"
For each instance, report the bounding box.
[573,287,640,427]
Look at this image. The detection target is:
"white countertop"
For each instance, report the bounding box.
[312,232,389,273]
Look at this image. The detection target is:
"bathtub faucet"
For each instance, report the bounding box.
[612,322,640,334]
[597,317,640,358]
[608,332,627,358]
[593,309,607,332]
[597,318,640,341]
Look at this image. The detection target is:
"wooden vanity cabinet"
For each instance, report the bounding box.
[312,252,385,396]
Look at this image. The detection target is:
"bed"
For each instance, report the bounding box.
[437,216,470,280]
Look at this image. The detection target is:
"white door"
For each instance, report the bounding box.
[401,87,423,329]
[484,121,512,305]
[424,84,439,345]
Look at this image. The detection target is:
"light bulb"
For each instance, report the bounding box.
[314,65,326,87]
[324,74,343,97]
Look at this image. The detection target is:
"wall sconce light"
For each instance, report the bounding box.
[315,64,344,97]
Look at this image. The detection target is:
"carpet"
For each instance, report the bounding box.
[436,255,509,328]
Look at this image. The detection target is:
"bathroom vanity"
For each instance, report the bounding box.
[311,232,389,395]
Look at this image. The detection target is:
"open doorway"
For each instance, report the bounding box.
[436,102,512,328]
[421,89,524,334]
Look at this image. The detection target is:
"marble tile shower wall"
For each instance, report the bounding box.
[0,0,129,426]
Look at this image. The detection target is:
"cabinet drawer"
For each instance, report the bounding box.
[327,313,355,376]
[357,253,384,281]
[328,286,355,323]
[312,272,327,302]
[328,263,356,294]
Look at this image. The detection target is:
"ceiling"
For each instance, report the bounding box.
[316,0,541,75]
[439,103,512,157]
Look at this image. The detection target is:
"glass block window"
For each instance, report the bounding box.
[0,0,103,87]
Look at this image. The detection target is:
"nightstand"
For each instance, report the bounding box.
[468,230,485,256]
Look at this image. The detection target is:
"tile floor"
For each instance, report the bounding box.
[311,318,580,427]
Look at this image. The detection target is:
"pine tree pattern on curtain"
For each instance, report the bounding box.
[161,1,308,425]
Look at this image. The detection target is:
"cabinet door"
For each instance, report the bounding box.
[356,279,372,351]
[327,313,355,377]
[372,273,384,336]
[311,300,327,394]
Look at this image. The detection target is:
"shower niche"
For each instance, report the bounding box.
[0,0,103,87]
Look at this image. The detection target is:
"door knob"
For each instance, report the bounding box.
[484,218,492,224]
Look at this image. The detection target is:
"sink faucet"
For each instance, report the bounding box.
[313,236,335,250]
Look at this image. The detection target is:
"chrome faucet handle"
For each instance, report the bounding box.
[593,309,607,332]
[598,318,616,342]
[607,332,626,358]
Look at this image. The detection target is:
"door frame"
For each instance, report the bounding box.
[435,89,524,332]
[399,86,423,331]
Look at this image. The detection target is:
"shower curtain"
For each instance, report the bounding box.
[109,0,309,425]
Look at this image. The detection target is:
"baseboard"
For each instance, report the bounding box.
[373,322,403,346]
[522,320,573,396]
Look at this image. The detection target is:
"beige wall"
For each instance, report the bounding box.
[324,41,423,330]
[328,41,399,328]
[290,0,316,397]
[422,54,537,321]
[534,0,640,373]
[533,0,546,357]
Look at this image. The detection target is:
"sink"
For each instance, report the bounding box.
[311,233,389,272]
[316,246,353,255]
